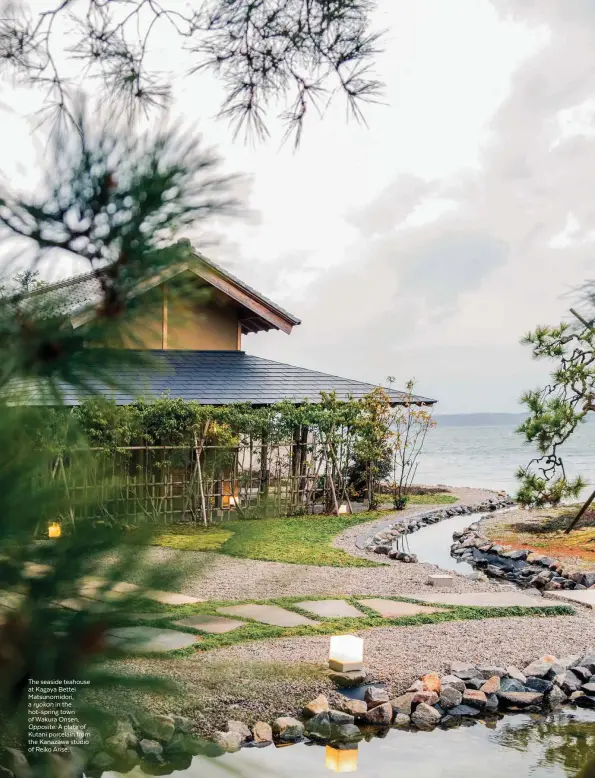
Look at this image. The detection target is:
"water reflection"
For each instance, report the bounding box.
[324,745,358,773]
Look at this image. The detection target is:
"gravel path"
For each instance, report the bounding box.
[116,611,595,734]
[132,487,511,600]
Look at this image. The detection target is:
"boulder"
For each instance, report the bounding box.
[500,678,526,693]
[412,691,439,707]
[582,574,595,588]
[440,675,466,693]
[582,683,595,696]
[329,710,355,725]
[445,704,480,718]
[0,750,29,778]
[339,698,367,720]
[462,690,487,709]
[140,714,176,743]
[477,665,506,679]
[227,720,252,742]
[252,722,273,743]
[305,712,332,743]
[558,670,583,695]
[497,692,544,709]
[576,694,595,709]
[364,686,389,708]
[331,723,363,744]
[439,686,463,710]
[421,673,441,693]
[580,652,595,672]
[212,732,242,753]
[546,686,567,708]
[329,669,367,688]
[407,679,425,693]
[172,716,195,734]
[558,655,582,670]
[522,661,553,679]
[138,739,164,758]
[391,693,415,716]
[450,662,481,681]
[364,702,392,726]
[506,666,527,684]
[89,752,115,771]
[272,717,304,742]
[393,713,411,729]
[465,678,484,690]
[525,677,553,694]
[411,703,442,730]
[485,694,499,713]
[480,676,501,695]
[571,666,592,682]
[303,694,329,718]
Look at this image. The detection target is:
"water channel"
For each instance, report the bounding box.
[398,513,481,575]
[188,709,595,777]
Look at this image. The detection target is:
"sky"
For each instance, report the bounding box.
[1,0,595,413]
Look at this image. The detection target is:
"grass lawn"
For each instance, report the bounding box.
[122,593,574,655]
[151,492,458,567]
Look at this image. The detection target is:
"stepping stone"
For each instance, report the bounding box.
[108,626,200,653]
[174,614,246,633]
[79,577,202,606]
[429,575,454,589]
[357,599,444,618]
[403,592,547,607]
[217,604,318,627]
[296,600,365,619]
[547,590,595,609]
[146,589,202,606]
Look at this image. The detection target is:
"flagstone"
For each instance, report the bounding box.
[174,613,246,633]
[296,600,365,619]
[217,603,318,627]
[108,626,200,653]
[357,599,445,618]
[547,590,595,609]
[403,592,549,608]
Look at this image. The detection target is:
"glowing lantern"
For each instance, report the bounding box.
[338,503,349,515]
[329,635,364,672]
[325,746,358,773]
[48,522,62,539]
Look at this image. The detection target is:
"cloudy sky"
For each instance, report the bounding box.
[2,0,595,413]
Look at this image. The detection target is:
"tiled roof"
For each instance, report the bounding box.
[48,351,437,406]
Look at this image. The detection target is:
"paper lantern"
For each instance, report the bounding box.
[329,634,364,672]
[48,522,62,539]
[337,503,349,515]
[325,746,358,773]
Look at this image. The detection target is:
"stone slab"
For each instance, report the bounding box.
[108,626,200,653]
[174,614,246,633]
[217,603,318,627]
[80,577,202,605]
[296,600,365,619]
[403,592,548,608]
[547,590,595,608]
[146,589,203,606]
[357,599,444,618]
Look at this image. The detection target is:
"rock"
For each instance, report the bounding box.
[138,739,164,758]
[0,768,12,778]
[546,686,567,708]
[582,573,595,588]
[440,675,466,693]
[421,673,441,693]
[252,722,273,743]
[581,653,595,673]
[329,669,367,688]
[273,717,304,742]
[393,713,411,729]
[500,678,526,693]
[212,732,242,753]
[507,666,528,683]
[450,662,481,681]
[465,678,484,691]
[525,677,553,694]
[558,670,583,695]
[570,691,585,703]
[446,704,481,718]
[331,724,363,744]
[227,720,252,742]
[577,694,595,709]
[485,694,499,713]
[305,712,332,742]
[582,683,595,695]
[477,666,507,679]
[0,750,29,778]
[462,690,487,709]
[364,702,392,725]
[303,694,329,718]
[140,714,175,743]
[364,686,389,708]
[412,691,439,707]
[411,703,442,730]
[90,751,115,771]
[572,666,592,682]
[172,715,194,734]
[439,686,463,710]
[522,661,553,679]
[497,692,544,709]
[407,679,425,693]
[480,676,501,695]
[339,698,367,720]
[329,710,355,725]
[105,728,137,759]
[487,565,506,578]
[558,655,582,670]
[391,692,415,716]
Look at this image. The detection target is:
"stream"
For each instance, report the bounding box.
[191,709,595,777]
[398,513,480,575]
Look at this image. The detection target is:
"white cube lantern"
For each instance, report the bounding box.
[337,503,349,515]
[329,634,364,672]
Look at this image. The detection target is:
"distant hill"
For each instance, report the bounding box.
[434,413,528,427]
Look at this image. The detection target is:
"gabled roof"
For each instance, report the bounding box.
[44,350,436,407]
[14,242,301,335]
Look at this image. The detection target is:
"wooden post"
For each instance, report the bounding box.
[259,431,269,500]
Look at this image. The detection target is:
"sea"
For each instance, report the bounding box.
[414,414,595,498]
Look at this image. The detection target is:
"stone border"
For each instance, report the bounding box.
[451,524,595,591]
[364,496,514,561]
